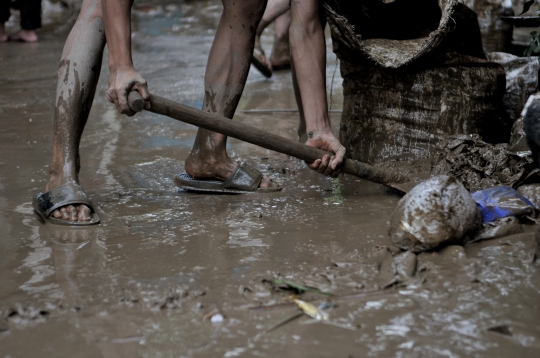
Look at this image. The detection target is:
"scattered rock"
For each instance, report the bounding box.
[376,249,395,289]
[393,251,417,281]
[0,320,9,332]
[376,249,417,288]
[389,176,481,252]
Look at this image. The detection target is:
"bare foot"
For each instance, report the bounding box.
[0,23,7,42]
[45,180,93,222]
[184,152,278,190]
[269,41,290,70]
[252,40,273,77]
[8,29,38,43]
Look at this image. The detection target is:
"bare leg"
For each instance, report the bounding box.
[0,22,7,42]
[184,0,277,189]
[253,0,290,72]
[269,11,291,70]
[254,0,291,50]
[45,0,106,222]
[289,0,328,135]
[290,1,344,176]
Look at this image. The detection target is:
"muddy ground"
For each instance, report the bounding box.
[1,1,539,357]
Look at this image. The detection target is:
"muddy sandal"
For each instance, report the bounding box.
[252,45,272,78]
[174,162,282,194]
[32,182,100,226]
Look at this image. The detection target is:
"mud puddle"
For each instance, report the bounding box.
[0,1,539,357]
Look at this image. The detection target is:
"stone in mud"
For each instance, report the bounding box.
[376,249,417,288]
[0,319,8,332]
[389,175,481,253]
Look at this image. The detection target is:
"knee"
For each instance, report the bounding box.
[222,0,267,24]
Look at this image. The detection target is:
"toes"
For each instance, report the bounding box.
[60,207,70,220]
[78,205,92,222]
[67,205,78,222]
[52,209,62,219]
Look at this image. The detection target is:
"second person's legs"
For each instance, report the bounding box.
[9,0,41,42]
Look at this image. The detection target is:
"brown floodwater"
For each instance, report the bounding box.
[0,1,539,357]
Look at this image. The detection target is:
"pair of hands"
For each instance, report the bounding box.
[107,66,346,177]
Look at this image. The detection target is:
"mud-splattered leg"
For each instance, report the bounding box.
[45,0,106,222]
[184,0,278,189]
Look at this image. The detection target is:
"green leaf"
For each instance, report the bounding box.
[268,278,333,296]
[520,0,537,15]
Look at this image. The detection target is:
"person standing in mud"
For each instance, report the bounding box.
[0,0,41,42]
[33,0,345,225]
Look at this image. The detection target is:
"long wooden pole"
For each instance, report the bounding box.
[128,92,417,193]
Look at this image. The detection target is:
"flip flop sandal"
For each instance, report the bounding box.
[174,162,282,194]
[32,182,100,226]
[252,46,273,78]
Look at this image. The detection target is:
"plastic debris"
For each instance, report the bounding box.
[470,186,537,222]
[292,298,329,321]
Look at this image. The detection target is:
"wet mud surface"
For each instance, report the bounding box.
[1,1,540,357]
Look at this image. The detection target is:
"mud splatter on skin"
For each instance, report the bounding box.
[47,0,106,223]
[184,0,271,187]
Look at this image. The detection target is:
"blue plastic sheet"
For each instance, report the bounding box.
[471,186,537,223]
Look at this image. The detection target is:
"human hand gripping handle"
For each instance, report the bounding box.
[107,66,150,116]
[305,130,346,178]
[126,91,416,193]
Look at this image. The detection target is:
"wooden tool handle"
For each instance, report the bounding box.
[127,91,412,187]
